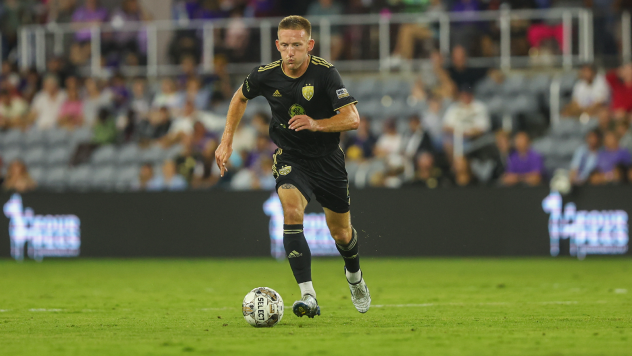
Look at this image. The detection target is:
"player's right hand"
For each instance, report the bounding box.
[215,141,233,177]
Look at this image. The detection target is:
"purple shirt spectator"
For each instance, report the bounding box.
[506,149,544,174]
[596,148,632,172]
[72,6,108,42]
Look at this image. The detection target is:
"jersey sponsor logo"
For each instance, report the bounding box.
[273,90,282,97]
[288,104,306,117]
[279,166,292,176]
[336,88,349,99]
[302,84,314,101]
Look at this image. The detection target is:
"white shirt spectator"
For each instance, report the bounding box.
[443,100,490,135]
[572,74,609,108]
[375,133,403,156]
[169,111,226,136]
[32,90,67,129]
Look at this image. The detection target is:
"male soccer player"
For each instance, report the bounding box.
[215,15,370,318]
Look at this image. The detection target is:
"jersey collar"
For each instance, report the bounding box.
[281,55,311,79]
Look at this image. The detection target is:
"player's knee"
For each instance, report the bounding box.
[330,226,352,245]
[283,206,304,225]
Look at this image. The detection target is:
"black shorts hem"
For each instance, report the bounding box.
[275,177,312,203]
[319,203,350,214]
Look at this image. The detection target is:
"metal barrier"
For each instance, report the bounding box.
[18,8,597,77]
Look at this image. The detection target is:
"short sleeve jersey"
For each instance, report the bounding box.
[242,55,357,158]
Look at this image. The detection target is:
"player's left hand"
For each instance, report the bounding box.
[288,115,319,132]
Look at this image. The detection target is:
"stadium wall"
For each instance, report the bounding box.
[1,187,630,259]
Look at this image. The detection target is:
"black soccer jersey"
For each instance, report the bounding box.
[241,55,358,158]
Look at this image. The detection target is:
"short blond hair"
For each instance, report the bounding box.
[278,15,311,38]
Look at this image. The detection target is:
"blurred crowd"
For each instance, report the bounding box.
[3,0,632,67]
[2,0,632,193]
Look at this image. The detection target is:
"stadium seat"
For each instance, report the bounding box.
[91,145,118,165]
[139,144,166,164]
[501,74,526,97]
[355,78,378,99]
[474,76,498,99]
[2,147,22,164]
[485,95,505,117]
[532,137,555,156]
[559,72,577,94]
[90,165,116,190]
[380,79,411,98]
[67,165,93,190]
[47,146,72,167]
[43,166,69,190]
[46,128,70,147]
[527,73,551,96]
[24,129,47,148]
[165,144,183,160]
[70,127,93,145]
[504,94,539,116]
[117,144,141,166]
[3,129,24,149]
[550,119,582,138]
[23,147,47,167]
[114,165,140,191]
[29,166,46,184]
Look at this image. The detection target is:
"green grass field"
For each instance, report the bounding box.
[0,258,630,355]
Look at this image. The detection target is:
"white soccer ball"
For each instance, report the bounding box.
[242,287,284,327]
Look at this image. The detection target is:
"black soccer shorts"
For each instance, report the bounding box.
[272,147,350,214]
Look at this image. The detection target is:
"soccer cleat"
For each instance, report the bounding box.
[292,294,320,318]
[346,268,371,313]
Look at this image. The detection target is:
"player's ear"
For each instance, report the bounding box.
[275,39,281,52]
[307,38,315,52]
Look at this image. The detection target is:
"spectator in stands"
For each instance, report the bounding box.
[71,0,108,46]
[57,87,84,130]
[502,131,544,186]
[152,78,181,114]
[130,77,151,121]
[92,108,117,145]
[562,64,609,118]
[401,115,434,159]
[245,134,274,169]
[596,107,614,133]
[232,119,257,155]
[0,89,28,130]
[27,75,67,130]
[191,137,220,189]
[590,130,632,185]
[82,77,113,127]
[409,152,446,189]
[137,106,172,145]
[208,54,235,106]
[570,129,601,185]
[344,117,377,160]
[422,96,445,151]
[606,63,632,118]
[174,137,199,183]
[48,0,78,24]
[450,156,478,187]
[107,0,153,61]
[251,112,271,137]
[109,73,131,109]
[132,163,154,191]
[147,159,188,191]
[375,119,403,158]
[223,9,250,61]
[178,78,210,111]
[0,156,4,186]
[2,160,37,193]
[389,0,442,65]
[450,1,484,55]
[442,87,491,157]
[306,0,345,60]
[176,55,201,89]
[19,69,41,104]
[617,120,632,154]
[0,0,35,59]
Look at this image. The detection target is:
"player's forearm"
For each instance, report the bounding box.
[316,104,360,133]
[221,88,249,144]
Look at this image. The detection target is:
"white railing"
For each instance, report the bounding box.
[17,8,598,77]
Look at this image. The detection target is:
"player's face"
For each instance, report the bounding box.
[276,29,315,71]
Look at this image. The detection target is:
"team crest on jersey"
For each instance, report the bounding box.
[302,84,314,101]
[279,166,292,175]
[289,104,306,117]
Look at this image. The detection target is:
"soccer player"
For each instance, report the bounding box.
[215,15,370,318]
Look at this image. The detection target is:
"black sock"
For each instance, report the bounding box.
[336,227,360,273]
[283,224,312,283]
